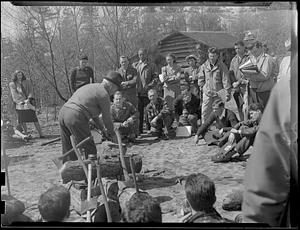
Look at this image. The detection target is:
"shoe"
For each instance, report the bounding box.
[211,148,236,163]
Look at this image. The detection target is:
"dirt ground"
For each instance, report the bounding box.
[1,103,247,223]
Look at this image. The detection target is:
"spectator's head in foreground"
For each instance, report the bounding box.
[248,103,264,122]
[185,173,216,212]
[212,98,225,117]
[121,192,162,223]
[38,185,71,222]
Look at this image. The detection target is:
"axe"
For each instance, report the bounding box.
[115,129,131,182]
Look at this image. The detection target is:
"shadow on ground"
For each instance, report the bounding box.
[154,195,173,204]
[138,176,182,190]
[3,139,32,149]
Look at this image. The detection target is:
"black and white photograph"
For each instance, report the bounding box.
[1,1,298,227]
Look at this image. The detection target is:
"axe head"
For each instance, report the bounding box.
[80,197,98,215]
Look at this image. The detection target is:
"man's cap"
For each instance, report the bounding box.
[79,54,88,60]
[185,54,197,61]
[104,71,123,88]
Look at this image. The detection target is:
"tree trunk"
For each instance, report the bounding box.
[60,155,142,184]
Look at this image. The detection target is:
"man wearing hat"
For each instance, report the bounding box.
[58,71,122,163]
[277,39,291,82]
[70,54,94,94]
[184,54,201,101]
[243,41,276,108]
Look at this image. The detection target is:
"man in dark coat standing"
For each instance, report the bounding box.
[70,54,95,94]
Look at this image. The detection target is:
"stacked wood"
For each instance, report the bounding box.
[60,155,142,184]
[118,188,152,216]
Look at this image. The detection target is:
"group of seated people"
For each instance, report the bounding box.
[105,81,263,163]
[34,172,230,223]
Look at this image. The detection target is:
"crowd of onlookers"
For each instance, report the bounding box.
[2,36,296,226]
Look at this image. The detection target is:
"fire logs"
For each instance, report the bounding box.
[60,155,142,184]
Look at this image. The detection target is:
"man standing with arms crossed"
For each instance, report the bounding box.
[133,48,159,135]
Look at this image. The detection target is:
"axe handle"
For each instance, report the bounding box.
[129,155,139,194]
[115,129,130,181]
[58,136,93,160]
[70,135,89,180]
[86,163,92,222]
[41,137,61,146]
[2,141,11,196]
[96,163,112,222]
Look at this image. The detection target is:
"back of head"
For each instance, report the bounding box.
[185,173,216,212]
[122,192,162,223]
[38,185,70,222]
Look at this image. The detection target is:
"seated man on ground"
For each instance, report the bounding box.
[182,173,228,223]
[38,185,71,222]
[1,118,31,142]
[194,99,239,146]
[120,192,162,223]
[111,91,139,143]
[145,89,175,139]
[211,103,264,163]
[174,83,200,134]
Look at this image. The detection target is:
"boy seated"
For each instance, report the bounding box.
[38,185,71,222]
[120,192,162,223]
[194,99,239,146]
[111,91,139,143]
[146,89,175,139]
[174,83,200,134]
[211,103,264,163]
[183,173,227,223]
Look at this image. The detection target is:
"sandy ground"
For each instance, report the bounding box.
[1,100,246,223]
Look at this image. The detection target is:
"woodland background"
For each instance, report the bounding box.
[1,2,292,114]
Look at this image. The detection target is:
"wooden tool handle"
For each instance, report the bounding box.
[115,129,130,181]
[58,136,93,160]
[70,136,89,180]
[96,163,112,222]
[129,155,139,193]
